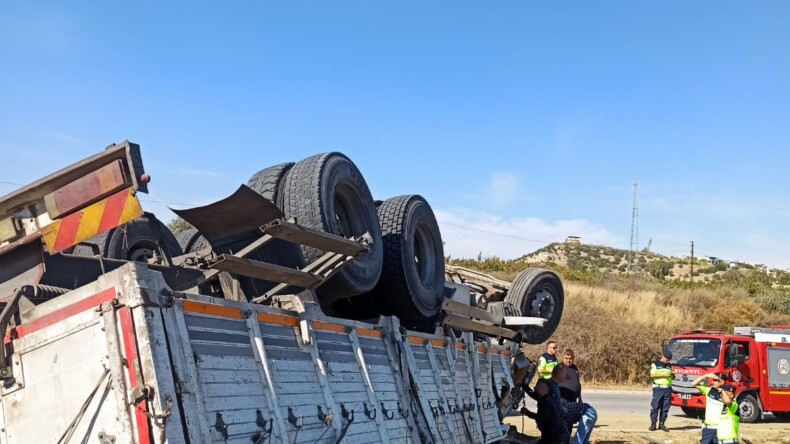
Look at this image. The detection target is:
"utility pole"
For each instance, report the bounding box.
[690,241,695,283]
[627,182,639,274]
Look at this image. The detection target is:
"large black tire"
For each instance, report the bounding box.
[247,162,295,207]
[681,407,704,419]
[75,217,183,261]
[176,227,211,253]
[504,268,564,344]
[738,393,762,423]
[106,217,183,261]
[70,231,110,257]
[365,195,444,319]
[280,152,383,301]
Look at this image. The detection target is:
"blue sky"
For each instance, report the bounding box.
[2,2,789,268]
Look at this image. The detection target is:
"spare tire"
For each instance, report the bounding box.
[280,152,383,301]
[504,268,564,344]
[366,195,444,320]
[105,217,183,261]
[247,162,295,207]
[72,217,183,262]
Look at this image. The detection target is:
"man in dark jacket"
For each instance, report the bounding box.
[521,378,569,444]
[559,349,583,403]
[554,362,597,444]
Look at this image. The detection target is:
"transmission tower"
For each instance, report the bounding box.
[627,181,639,274]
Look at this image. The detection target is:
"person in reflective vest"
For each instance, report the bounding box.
[691,372,728,444]
[538,341,559,379]
[649,348,673,432]
[716,384,739,444]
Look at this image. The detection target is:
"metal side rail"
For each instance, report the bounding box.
[191,216,371,295]
[439,299,546,341]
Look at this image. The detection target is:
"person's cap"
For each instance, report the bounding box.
[721,384,735,393]
[716,373,729,381]
[662,348,673,359]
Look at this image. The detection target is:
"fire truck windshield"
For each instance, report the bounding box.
[667,338,721,367]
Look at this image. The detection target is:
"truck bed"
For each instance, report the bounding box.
[0,263,518,443]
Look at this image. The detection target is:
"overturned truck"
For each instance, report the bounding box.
[0,141,564,443]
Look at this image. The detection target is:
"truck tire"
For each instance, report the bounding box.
[70,231,110,257]
[504,268,564,344]
[177,228,211,253]
[76,217,181,261]
[738,393,762,423]
[280,152,383,301]
[365,195,444,319]
[681,407,704,419]
[247,162,294,206]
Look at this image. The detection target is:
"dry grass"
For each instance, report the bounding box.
[521,281,790,384]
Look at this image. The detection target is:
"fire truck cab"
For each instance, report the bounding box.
[667,326,790,423]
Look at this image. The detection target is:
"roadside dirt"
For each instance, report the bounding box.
[503,411,790,444]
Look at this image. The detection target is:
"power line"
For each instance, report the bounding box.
[438,221,556,244]
[139,198,201,207]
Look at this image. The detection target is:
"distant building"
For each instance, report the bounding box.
[565,236,581,245]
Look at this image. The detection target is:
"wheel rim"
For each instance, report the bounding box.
[740,400,753,418]
[128,244,155,262]
[529,288,556,320]
[333,183,367,238]
[413,222,436,287]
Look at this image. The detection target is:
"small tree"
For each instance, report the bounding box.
[168,217,192,235]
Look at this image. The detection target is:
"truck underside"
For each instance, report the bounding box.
[0,141,562,443]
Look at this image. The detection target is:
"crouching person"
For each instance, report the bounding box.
[552,364,597,444]
[521,378,570,444]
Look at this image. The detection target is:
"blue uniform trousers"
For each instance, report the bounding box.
[650,387,671,422]
[700,425,718,444]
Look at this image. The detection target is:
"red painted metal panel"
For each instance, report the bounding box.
[119,306,151,444]
[11,288,116,339]
[51,210,82,252]
[45,159,129,219]
[97,190,131,233]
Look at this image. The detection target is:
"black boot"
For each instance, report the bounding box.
[659,422,669,432]
[648,421,656,431]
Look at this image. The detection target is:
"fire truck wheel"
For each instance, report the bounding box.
[738,393,762,423]
[280,152,383,301]
[504,268,564,344]
[364,195,445,320]
[247,162,295,207]
[105,217,183,262]
[681,407,704,419]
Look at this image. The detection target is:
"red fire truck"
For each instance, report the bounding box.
[667,326,790,423]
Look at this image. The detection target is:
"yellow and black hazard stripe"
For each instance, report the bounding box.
[41,188,143,253]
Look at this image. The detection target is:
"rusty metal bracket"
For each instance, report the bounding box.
[97,431,117,444]
[214,412,229,439]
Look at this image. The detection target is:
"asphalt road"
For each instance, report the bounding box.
[519,389,652,414]
[524,389,784,420]
[581,389,653,414]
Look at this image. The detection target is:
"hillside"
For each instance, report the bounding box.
[447,243,790,384]
[521,241,790,286]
